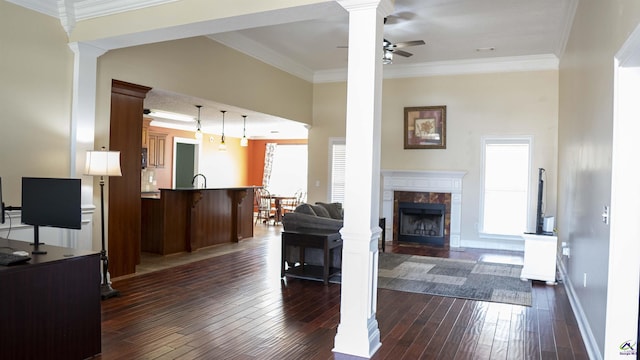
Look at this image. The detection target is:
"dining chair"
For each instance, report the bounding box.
[254,188,274,225]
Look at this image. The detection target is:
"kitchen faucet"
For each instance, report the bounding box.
[191,173,207,189]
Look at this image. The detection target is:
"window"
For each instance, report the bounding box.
[268,144,308,196]
[480,137,532,236]
[329,138,346,203]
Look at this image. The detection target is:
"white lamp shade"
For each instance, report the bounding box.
[85,150,122,176]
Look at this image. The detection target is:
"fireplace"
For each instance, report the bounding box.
[393,191,451,248]
[397,202,446,246]
[381,170,465,248]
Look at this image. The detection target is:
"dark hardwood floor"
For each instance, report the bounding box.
[99,225,588,359]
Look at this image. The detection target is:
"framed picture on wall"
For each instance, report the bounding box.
[404,106,446,149]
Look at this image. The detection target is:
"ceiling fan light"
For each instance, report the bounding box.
[383,50,393,64]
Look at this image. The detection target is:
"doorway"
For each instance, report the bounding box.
[173,137,200,188]
[605,24,640,357]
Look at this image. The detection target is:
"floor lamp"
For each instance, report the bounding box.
[85,147,122,300]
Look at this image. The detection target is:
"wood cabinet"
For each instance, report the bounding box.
[109,79,151,277]
[142,117,167,168]
[142,117,151,148]
[148,132,167,168]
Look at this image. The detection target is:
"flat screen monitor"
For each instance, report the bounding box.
[21,177,81,254]
[21,177,81,230]
[0,177,4,224]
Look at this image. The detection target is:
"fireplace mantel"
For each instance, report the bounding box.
[381,170,466,248]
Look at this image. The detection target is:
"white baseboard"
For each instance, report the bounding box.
[557,257,602,360]
[460,237,524,252]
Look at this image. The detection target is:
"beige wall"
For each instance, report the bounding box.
[308,82,348,201]
[310,70,559,245]
[0,2,74,205]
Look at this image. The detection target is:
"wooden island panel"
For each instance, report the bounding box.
[142,187,255,255]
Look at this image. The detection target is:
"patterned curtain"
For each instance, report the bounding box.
[262,143,277,189]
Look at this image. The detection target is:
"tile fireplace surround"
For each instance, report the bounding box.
[381,170,465,248]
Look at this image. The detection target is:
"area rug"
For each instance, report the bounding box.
[377,253,532,306]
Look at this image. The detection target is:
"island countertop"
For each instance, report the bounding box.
[160,186,260,191]
[141,187,256,255]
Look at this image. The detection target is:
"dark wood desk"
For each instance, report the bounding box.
[0,238,101,359]
[281,230,342,285]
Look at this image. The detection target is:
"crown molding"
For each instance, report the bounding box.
[7,0,177,20]
[555,0,578,60]
[313,68,348,83]
[210,32,559,84]
[208,32,315,83]
[383,54,559,79]
[314,54,559,83]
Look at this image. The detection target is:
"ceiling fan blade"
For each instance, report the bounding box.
[394,49,414,57]
[384,12,417,25]
[392,40,426,49]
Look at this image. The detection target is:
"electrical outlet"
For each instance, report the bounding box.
[562,247,570,257]
[583,273,587,287]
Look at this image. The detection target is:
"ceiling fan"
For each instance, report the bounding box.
[337,17,425,65]
[382,38,425,64]
[337,38,425,64]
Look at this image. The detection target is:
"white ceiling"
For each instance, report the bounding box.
[8,0,577,139]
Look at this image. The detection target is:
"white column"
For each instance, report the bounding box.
[68,42,106,250]
[333,0,392,358]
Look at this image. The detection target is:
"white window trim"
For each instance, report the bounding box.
[478,135,534,241]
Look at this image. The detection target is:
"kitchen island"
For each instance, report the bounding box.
[141,187,257,255]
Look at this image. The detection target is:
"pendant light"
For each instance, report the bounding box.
[219,110,227,151]
[240,115,248,147]
[194,105,203,140]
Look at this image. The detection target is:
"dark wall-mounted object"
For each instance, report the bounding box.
[141,148,148,169]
